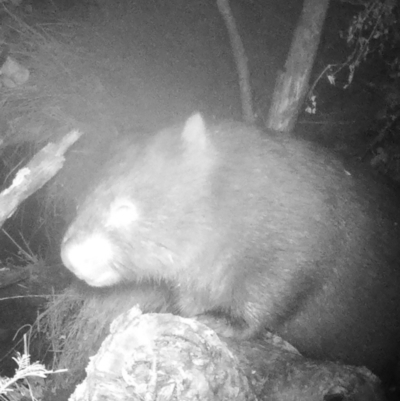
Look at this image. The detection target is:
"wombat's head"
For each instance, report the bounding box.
[61,114,216,287]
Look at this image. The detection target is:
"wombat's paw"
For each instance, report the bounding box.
[195,314,241,339]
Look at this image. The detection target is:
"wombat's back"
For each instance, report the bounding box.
[202,118,400,376]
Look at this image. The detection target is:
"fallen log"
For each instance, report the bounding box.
[70,307,385,401]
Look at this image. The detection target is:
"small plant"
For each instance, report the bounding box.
[0,335,66,401]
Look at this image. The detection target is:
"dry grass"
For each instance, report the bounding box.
[0,3,127,393]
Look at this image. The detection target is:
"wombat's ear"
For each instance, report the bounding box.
[181,113,209,151]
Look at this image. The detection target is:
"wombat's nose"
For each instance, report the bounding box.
[61,234,121,287]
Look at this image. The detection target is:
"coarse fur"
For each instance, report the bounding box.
[62,114,400,381]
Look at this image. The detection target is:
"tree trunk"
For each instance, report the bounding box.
[267,0,330,133]
[217,0,254,124]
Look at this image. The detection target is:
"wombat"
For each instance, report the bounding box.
[61,113,400,381]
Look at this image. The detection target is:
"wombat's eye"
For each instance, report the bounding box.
[105,199,139,228]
